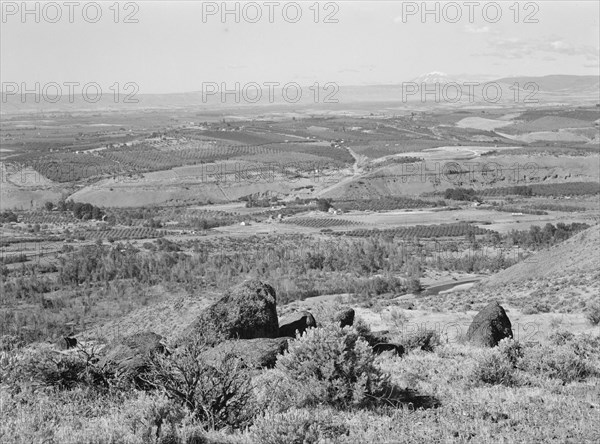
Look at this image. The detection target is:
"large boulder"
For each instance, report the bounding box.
[278,311,317,338]
[201,337,289,369]
[188,279,279,343]
[334,308,355,328]
[99,331,166,386]
[466,301,513,347]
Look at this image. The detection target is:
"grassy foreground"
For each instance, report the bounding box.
[1,308,599,444]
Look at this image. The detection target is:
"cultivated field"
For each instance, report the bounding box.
[2,102,599,444]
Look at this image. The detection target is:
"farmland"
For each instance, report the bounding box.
[338,222,494,238]
[478,181,600,197]
[334,197,437,212]
[1,100,599,444]
[281,217,361,228]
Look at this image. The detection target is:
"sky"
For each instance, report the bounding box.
[1,1,599,94]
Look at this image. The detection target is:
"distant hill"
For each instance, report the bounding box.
[484,224,600,288]
[494,75,600,94]
[2,75,598,115]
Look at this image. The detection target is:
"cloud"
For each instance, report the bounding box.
[474,36,600,62]
[465,25,490,34]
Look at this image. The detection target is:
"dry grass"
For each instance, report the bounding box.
[3,330,599,443]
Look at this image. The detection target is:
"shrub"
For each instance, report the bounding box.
[385,308,409,328]
[496,338,523,367]
[256,325,391,411]
[123,391,188,443]
[569,333,600,362]
[470,348,517,386]
[352,317,388,347]
[522,301,551,315]
[518,343,597,383]
[585,303,600,326]
[147,335,255,430]
[316,198,332,212]
[444,188,478,201]
[2,344,106,390]
[399,328,441,353]
[548,330,575,346]
[405,276,422,293]
[0,334,25,352]
[251,408,349,444]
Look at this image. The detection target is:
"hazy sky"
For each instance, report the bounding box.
[1,1,599,94]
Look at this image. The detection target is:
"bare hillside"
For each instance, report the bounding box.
[484,224,600,287]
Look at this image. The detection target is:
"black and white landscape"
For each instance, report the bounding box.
[1,2,599,443]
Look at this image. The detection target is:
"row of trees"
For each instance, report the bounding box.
[444,187,478,201]
[0,211,18,223]
[505,222,589,248]
[45,199,105,221]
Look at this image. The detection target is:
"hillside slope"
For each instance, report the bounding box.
[414,224,600,314]
[484,224,600,287]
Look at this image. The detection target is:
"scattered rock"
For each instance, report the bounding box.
[373,342,404,356]
[99,331,165,386]
[334,308,355,328]
[466,301,513,347]
[188,279,279,343]
[278,311,317,338]
[201,337,289,369]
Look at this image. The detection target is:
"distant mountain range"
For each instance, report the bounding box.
[408,72,599,92]
[1,74,598,115]
[495,75,599,93]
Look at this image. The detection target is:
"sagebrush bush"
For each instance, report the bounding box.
[251,408,349,444]
[568,333,600,360]
[384,308,409,328]
[496,338,524,367]
[548,330,575,346]
[255,325,391,411]
[148,335,255,430]
[399,328,441,353]
[585,303,600,325]
[470,348,517,386]
[519,343,597,383]
[353,316,374,340]
[119,391,188,443]
[0,334,24,352]
[1,344,106,390]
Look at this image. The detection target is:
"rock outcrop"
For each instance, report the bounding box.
[188,279,279,343]
[99,331,166,387]
[334,308,355,328]
[466,301,513,347]
[278,311,317,338]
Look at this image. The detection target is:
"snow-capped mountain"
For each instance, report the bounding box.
[409,72,463,84]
